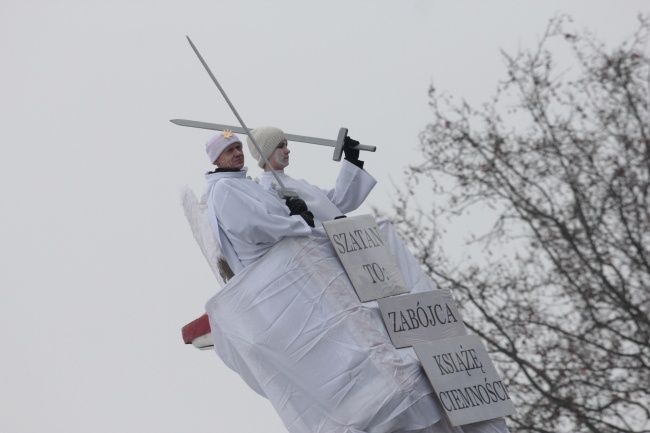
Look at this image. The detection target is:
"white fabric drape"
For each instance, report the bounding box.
[206,220,511,433]
[207,222,439,432]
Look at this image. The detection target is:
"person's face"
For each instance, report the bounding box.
[215,142,245,170]
[265,140,290,171]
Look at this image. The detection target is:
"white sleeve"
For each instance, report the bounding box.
[214,182,313,245]
[323,160,377,214]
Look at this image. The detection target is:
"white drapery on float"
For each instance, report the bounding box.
[207,221,443,433]
[182,188,510,433]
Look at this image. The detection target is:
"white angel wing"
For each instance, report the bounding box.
[180,186,233,287]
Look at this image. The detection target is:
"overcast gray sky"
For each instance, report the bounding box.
[1,1,646,432]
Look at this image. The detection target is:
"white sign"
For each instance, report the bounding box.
[413,335,517,426]
[377,290,466,348]
[322,215,409,302]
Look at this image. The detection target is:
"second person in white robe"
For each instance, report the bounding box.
[246,126,377,227]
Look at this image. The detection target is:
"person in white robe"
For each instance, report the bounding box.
[201,130,512,433]
[246,126,377,227]
[204,130,315,274]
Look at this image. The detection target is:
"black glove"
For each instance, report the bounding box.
[343,136,360,162]
[300,210,315,228]
[285,197,309,215]
[285,197,315,227]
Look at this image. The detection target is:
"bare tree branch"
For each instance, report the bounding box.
[383,15,650,433]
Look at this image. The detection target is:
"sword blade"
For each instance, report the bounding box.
[171,119,249,135]
[170,119,377,153]
[186,36,296,198]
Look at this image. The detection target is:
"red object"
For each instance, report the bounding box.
[182,314,211,344]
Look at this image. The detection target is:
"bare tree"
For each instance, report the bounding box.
[386,15,650,433]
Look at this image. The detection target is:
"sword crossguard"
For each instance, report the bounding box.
[333,127,349,162]
[277,189,299,199]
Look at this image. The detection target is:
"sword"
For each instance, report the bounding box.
[185,36,297,199]
[170,119,377,162]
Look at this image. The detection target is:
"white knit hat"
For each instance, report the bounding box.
[246,126,286,168]
[205,130,242,164]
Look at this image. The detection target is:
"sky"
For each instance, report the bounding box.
[1,1,646,432]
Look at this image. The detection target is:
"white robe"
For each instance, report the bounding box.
[206,220,511,433]
[258,159,377,227]
[205,168,313,273]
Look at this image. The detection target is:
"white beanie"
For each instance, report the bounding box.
[246,126,286,168]
[205,130,242,164]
